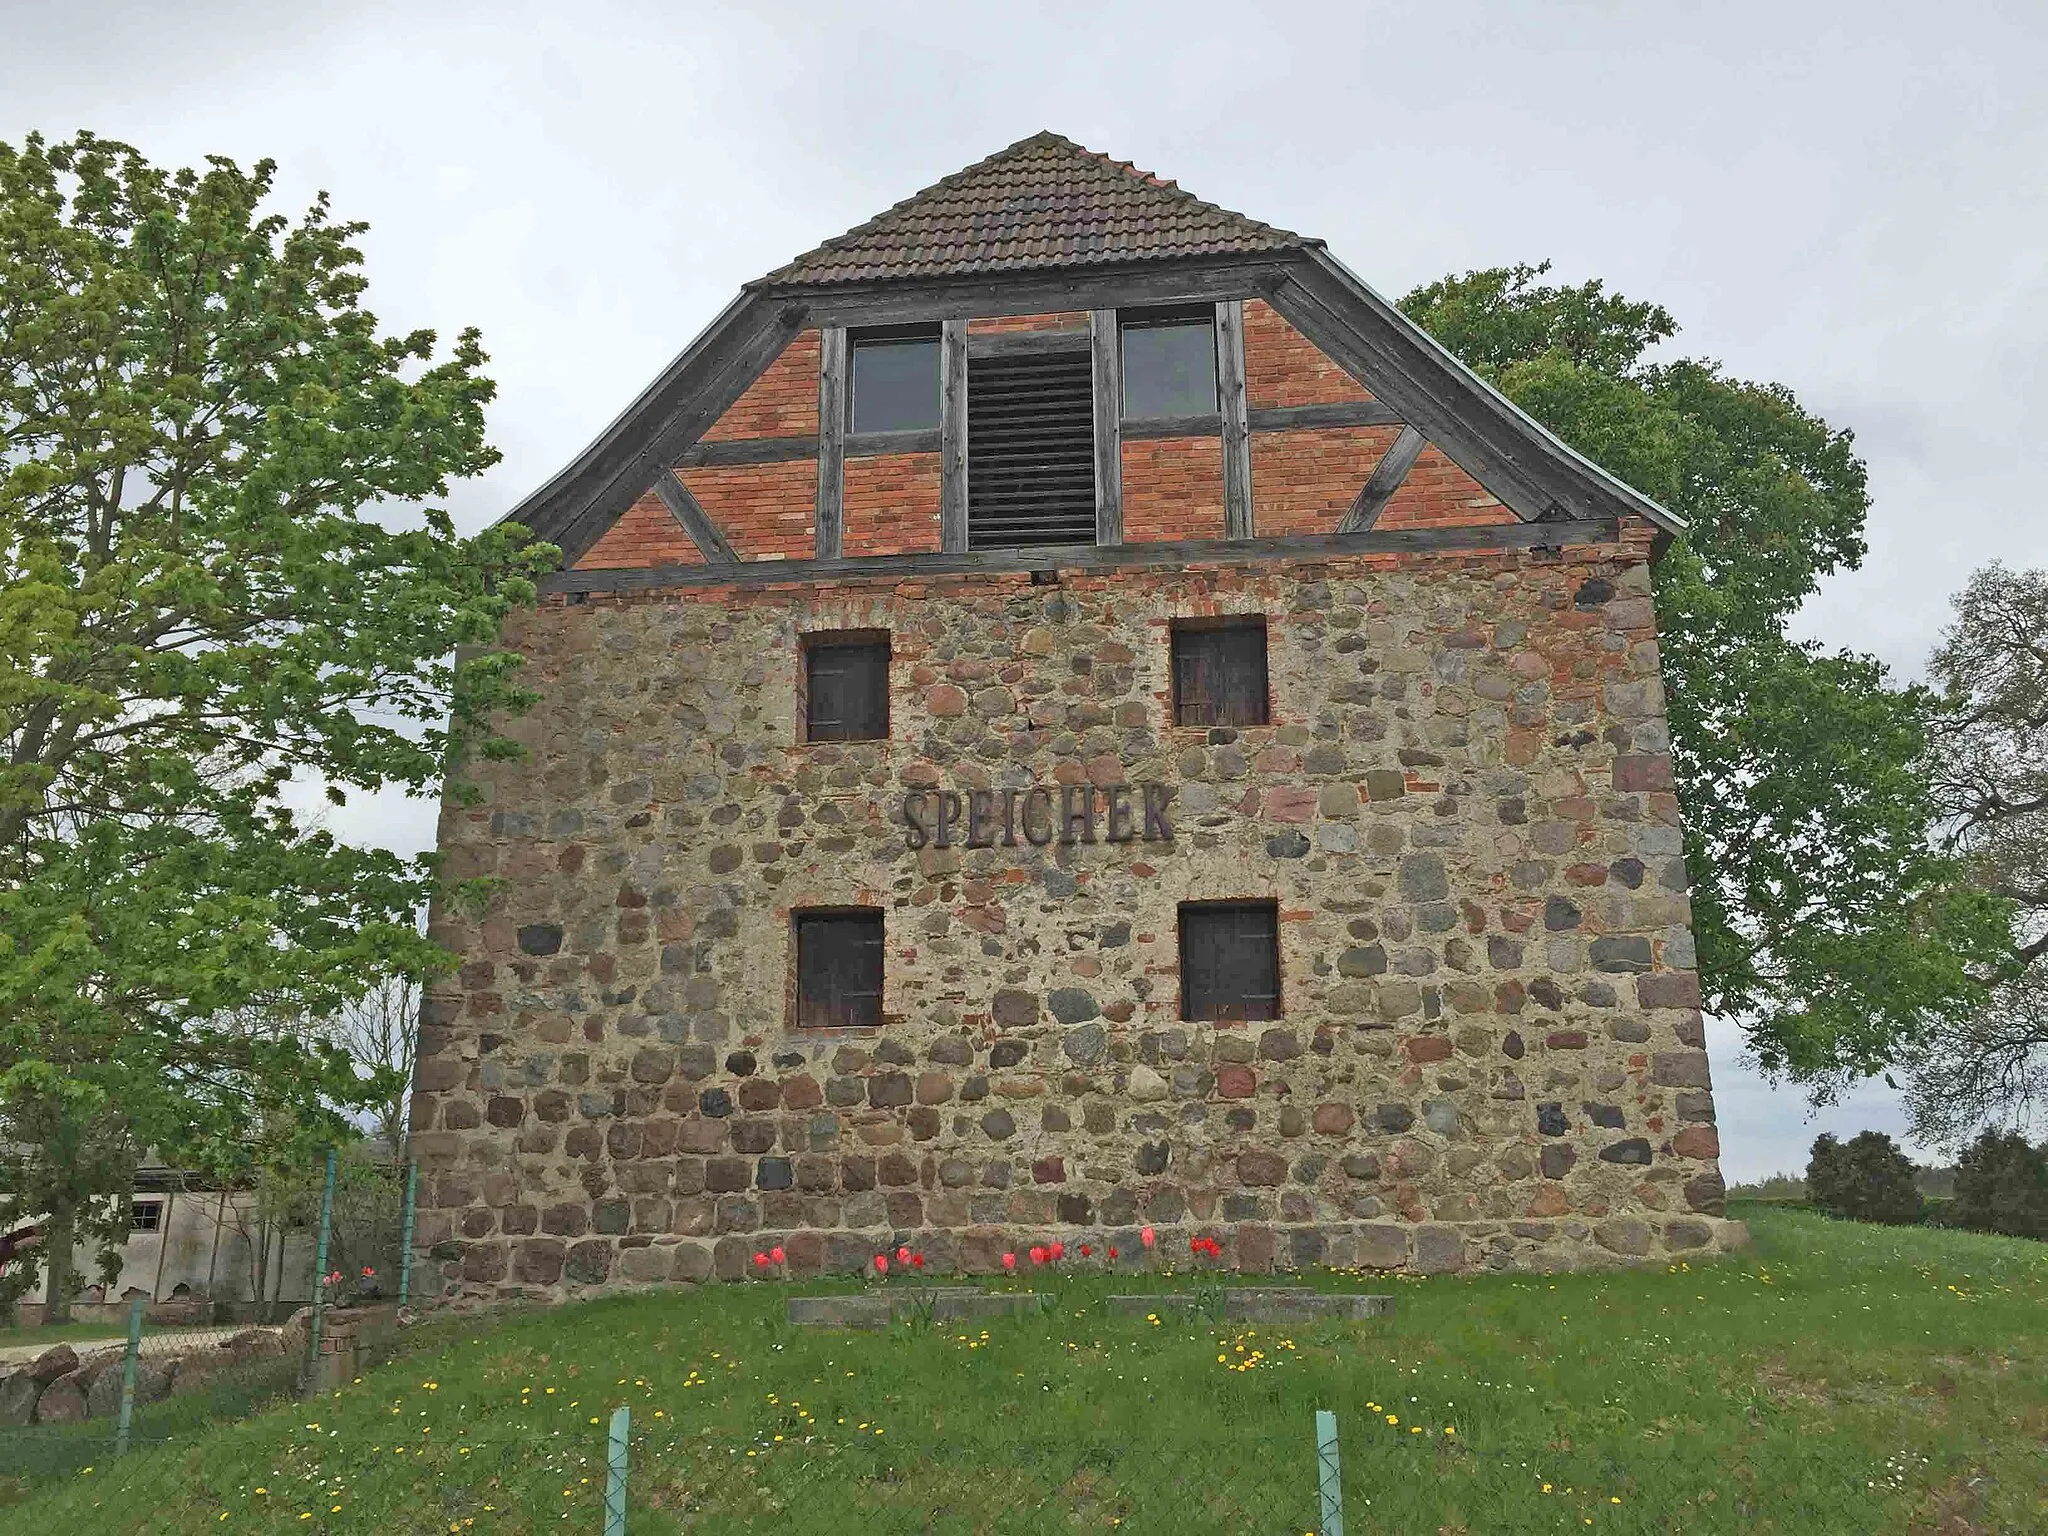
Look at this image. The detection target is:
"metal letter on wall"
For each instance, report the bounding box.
[901,782,1172,850]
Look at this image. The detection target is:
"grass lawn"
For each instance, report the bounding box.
[0,1322,130,1354]
[7,1201,2043,1534]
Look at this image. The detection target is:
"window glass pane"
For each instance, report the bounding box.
[851,338,941,433]
[1122,321,1217,419]
[806,637,890,741]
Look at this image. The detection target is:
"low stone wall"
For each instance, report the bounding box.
[11,1297,211,1329]
[0,1327,290,1427]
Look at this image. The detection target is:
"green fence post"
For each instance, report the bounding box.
[397,1160,418,1304]
[1315,1409,1343,1536]
[113,1294,145,1456]
[302,1146,337,1396]
[604,1405,630,1536]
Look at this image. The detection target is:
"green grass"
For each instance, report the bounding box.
[0,1322,130,1353]
[8,1203,2044,1533]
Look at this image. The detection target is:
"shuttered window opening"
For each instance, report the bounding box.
[795,910,885,1030]
[1172,617,1270,727]
[804,633,890,741]
[1180,900,1281,1022]
[967,349,1097,548]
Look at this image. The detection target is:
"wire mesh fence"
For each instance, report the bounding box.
[0,1155,418,1494]
[0,1408,1345,1533]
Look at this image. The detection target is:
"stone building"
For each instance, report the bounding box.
[413,133,1738,1301]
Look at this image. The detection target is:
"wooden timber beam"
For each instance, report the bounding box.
[650,471,738,564]
[1339,425,1427,534]
[544,517,1622,596]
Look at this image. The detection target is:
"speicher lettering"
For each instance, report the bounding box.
[902,783,1173,850]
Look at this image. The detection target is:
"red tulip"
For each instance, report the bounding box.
[1002,1252,1017,1271]
[1080,1245,1092,1258]
[1108,1247,1119,1260]
[1049,1241,1064,1261]
[1141,1227,1156,1248]
[752,1251,768,1268]
[911,1253,925,1269]
[770,1246,786,1265]
[1029,1246,1047,1265]
[896,1245,911,1263]
[874,1255,889,1274]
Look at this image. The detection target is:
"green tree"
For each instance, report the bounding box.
[1906,564,2048,1144]
[1946,1127,2048,1239]
[1401,264,2011,1091]
[0,131,551,1319]
[1806,1131,1925,1226]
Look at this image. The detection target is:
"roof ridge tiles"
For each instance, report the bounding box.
[759,131,1302,287]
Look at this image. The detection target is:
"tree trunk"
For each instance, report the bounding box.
[43,1201,76,1325]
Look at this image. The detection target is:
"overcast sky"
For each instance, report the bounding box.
[11,0,2046,1180]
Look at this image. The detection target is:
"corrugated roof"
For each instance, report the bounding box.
[764,131,1304,286]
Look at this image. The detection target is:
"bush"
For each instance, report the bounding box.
[1806,1131,1925,1225]
[1949,1129,2048,1240]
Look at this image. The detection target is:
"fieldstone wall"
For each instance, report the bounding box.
[413,527,1739,1301]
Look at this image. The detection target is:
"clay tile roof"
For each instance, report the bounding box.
[762,130,1306,286]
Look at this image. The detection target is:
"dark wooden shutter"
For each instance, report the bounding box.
[1180,901,1280,1022]
[805,638,890,741]
[1173,620,1270,727]
[796,911,884,1030]
[967,349,1097,548]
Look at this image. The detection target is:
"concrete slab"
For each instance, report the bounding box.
[787,1288,1052,1328]
[1107,1290,1394,1322]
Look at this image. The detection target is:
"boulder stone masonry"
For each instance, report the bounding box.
[413,528,1740,1302]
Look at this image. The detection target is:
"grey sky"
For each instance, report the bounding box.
[10,0,2046,1179]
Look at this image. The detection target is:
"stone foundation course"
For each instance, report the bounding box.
[415,534,1740,1301]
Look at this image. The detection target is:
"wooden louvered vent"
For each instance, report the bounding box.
[966,350,1097,548]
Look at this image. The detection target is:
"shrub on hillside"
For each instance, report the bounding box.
[1806,1132,1925,1225]
[1948,1129,2048,1239]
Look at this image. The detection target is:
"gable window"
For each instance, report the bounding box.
[1180,900,1280,1021]
[795,909,884,1029]
[850,329,941,434]
[1121,309,1217,419]
[803,632,890,742]
[1171,617,1269,727]
[130,1200,164,1233]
